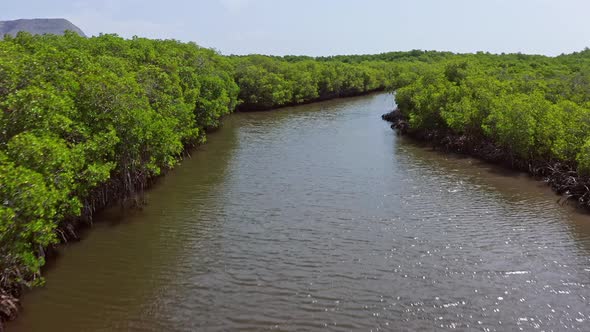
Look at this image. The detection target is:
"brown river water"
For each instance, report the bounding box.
[7,93,590,331]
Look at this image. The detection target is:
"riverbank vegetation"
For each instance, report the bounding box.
[383,49,590,208]
[232,55,392,110]
[0,32,389,324]
[3,30,590,326]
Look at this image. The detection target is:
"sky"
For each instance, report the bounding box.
[1,0,589,56]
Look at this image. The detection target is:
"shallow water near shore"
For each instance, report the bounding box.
[8,93,590,331]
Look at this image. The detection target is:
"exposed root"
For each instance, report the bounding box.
[382,109,409,133]
[0,290,19,328]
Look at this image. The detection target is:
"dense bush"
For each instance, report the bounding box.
[232,55,386,110]
[393,52,590,172]
[0,32,242,299]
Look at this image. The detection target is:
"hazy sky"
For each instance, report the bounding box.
[2,0,589,56]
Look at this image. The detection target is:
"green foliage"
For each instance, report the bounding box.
[232,55,385,110]
[0,33,243,291]
[393,51,590,171]
[1,153,59,287]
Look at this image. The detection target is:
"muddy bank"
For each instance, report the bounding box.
[382,109,590,209]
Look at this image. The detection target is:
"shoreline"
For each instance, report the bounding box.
[382,109,590,210]
[0,91,385,329]
[236,88,385,112]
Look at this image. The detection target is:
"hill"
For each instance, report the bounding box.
[0,18,86,37]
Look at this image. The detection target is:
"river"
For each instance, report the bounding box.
[7,93,590,331]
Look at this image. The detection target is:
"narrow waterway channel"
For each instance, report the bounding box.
[8,93,590,331]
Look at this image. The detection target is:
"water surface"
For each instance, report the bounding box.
[9,93,590,331]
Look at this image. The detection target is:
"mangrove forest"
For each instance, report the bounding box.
[2,31,590,329]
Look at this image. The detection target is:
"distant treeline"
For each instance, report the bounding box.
[278,49,456,64]
[232,54,395,110]
[0,32,393,321]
